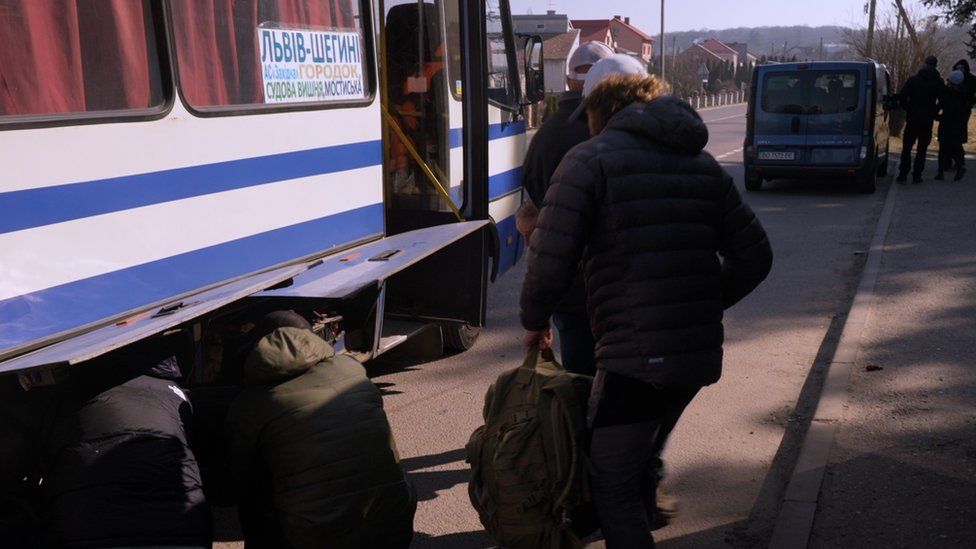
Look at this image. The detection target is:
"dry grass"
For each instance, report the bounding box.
[889,116,976,155]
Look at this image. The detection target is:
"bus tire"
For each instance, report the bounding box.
[745,175,762,191]
[443,323,481,352]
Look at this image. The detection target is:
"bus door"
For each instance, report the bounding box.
[377,0,490,332]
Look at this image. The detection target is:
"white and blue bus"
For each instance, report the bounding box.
[0,0,545,383]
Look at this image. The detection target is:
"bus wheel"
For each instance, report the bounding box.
[443,323,481,352]
[745,175,762,191]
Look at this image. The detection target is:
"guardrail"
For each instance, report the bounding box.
[679,90,747,110]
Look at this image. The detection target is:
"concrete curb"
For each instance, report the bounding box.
[768,179,900,548]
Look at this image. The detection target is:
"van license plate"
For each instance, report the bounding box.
[759,151,795,160]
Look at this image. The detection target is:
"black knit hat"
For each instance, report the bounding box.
[925,55,938,67]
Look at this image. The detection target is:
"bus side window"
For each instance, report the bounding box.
[169,0,366,110]
[0,0,163,118]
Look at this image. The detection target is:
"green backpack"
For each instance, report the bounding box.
[466,347,597,548]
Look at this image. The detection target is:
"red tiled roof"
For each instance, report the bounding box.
[570,19,611,44]
[543,29,580,61]
[680,43,724,62]
[699,38,738,55]
[612,18,653,41]
[570,18,655,44]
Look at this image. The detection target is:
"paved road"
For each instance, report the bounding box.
[365,102,895,548]
[215,102,892,547]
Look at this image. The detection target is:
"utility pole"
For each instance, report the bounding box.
[660,0,666,84]
[866,0,878,58]
[819,36,824,61]
[671,35,677,93]
[893,0,920,51]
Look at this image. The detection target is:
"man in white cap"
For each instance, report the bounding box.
[517,41,613,377]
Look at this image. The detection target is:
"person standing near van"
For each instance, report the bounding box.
[224,311,416,549]
[898,56,945,183]
[517,41,613,376]
[521,58,772,547]
[949,59,976,171]
[936,70,969,181]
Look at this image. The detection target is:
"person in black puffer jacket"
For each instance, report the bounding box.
[936,70,970,181]
[42,347,213,548]
[521,65,772,547]
[898,56,946,183]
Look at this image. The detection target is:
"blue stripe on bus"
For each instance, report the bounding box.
[450,120,525,148]
[0,204,383,352]
[489,167,522,199]
[0,141,384,235]
[0,122,526,235]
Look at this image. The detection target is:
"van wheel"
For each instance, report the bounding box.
[443,323,480,352]
[745,175,762,191]
[857,171,877,194]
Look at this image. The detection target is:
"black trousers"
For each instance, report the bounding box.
[938,140,965,173]
[588,371,699,548]
[900,123,933,178]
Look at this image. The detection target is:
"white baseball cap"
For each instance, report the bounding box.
[567,41,615,80]
[569,54,649,120]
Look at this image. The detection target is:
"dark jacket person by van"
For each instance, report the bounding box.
[42,353,212,548]
[898,56,945,182]
[224,311,416,549]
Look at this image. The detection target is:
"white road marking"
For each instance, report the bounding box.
[715,147,744,160]
[702,112,745,124]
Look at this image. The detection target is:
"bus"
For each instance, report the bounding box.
[0,0,545,385]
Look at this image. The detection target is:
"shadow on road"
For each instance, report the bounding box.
[402,448,470,503]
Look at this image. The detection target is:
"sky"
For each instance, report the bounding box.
[509,0,942,34]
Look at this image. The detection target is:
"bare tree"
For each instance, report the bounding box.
[843,2,951,86]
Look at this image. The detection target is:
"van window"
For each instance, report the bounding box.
[761,73,805,114]
[761,70,860,116]
[170,0,367,110]
[0,0,163,118]
[809,71,859,114]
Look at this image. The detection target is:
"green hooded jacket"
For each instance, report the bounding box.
[225,327,414,548]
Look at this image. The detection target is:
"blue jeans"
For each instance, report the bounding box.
[551,311,596,376]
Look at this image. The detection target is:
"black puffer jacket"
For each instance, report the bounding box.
[522,90,591,315]
[522,90,591,207]
[42,356,212,548]
[900,65,945,128]
[938,84,970,144]
[953,59,976,110]
[521,97,772,388]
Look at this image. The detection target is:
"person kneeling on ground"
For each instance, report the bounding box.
[520,58,773,547]
[41,345,213,548]
[224,311,416,549]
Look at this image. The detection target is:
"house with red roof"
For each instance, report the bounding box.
[569,15,654,64]
[696,38,739,65]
